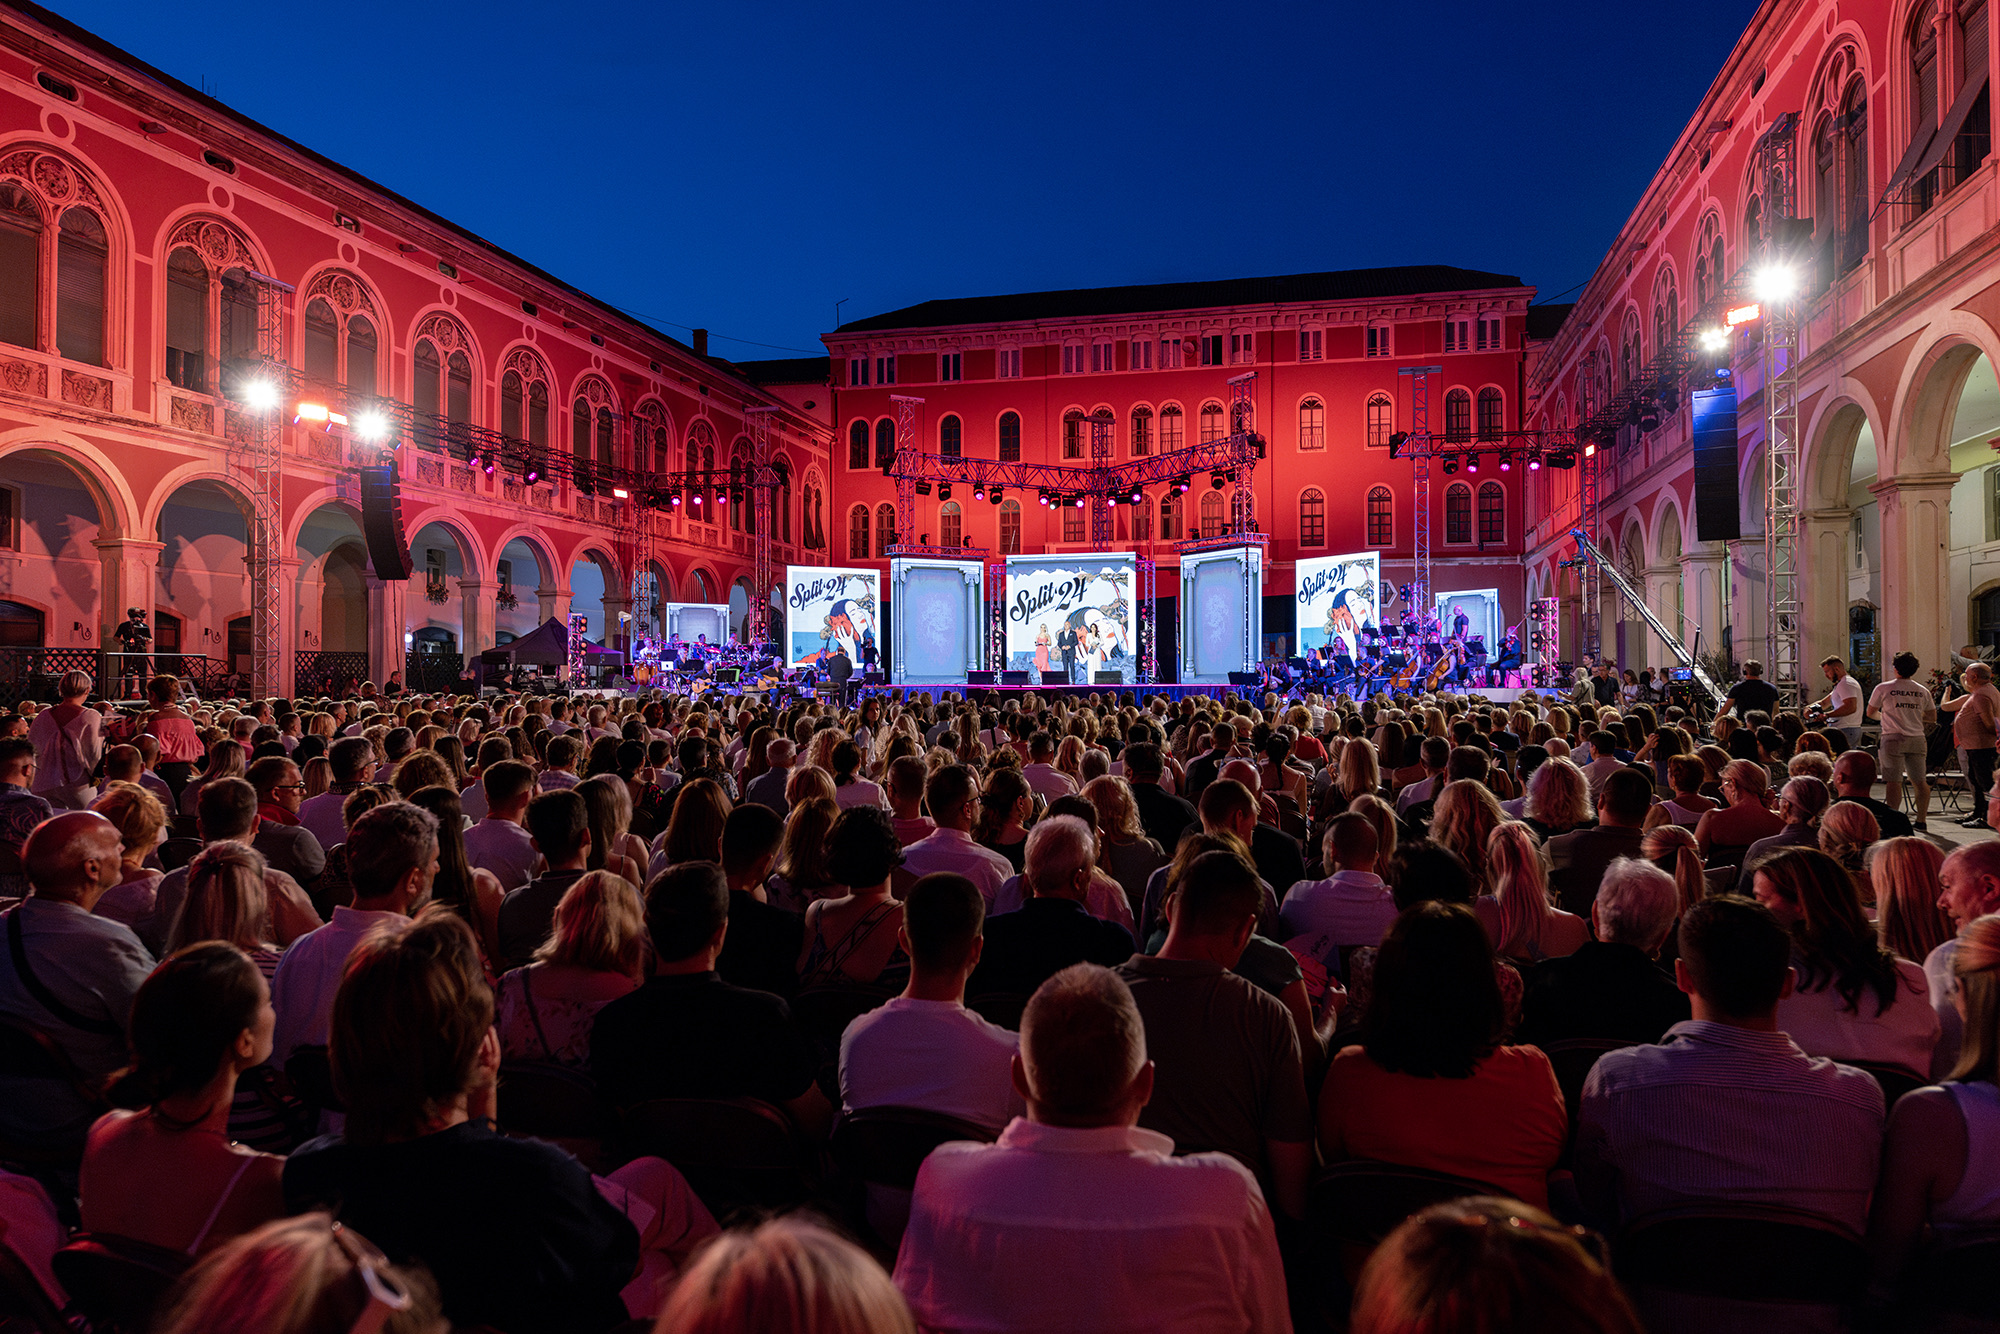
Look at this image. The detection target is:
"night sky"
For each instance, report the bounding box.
[55,0,1761,357]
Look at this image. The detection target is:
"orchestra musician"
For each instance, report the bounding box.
[1329,633,1355,684]
[1451,604,1471,640]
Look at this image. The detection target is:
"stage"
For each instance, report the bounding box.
[870,683,1541,705]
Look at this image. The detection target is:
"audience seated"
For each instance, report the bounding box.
[715,802,803,997]
[86,780,167,932]
[1081,775,1167,921]
[294,736,372,852]
[965,815,1136,1001]
[494,870,646,1067]
[1742,774,1832,868]
[246,755,326,890]
[1930,842,2000,1073]
[589,861,831,1136]
[80,942,285,1254]
[894,963,1290,1333]
[1320,902,1566,1207]
[152,1213,442,1334]
[462,758,539,894]
[1117,849,1312,1219]
[798,807,909,990]
[0,810,153,1150]
[1575,894,1885,1233]
[1518,858,1690,1048]
[1280,811,1397,955]
[1693,758,1787,882]
[1548,767,1652,918]
[151,776,322,955]
[496,789,591,970]
[654,1215,916,1334]
[1123,742,1197,855]
[1488,819,1587,963]
[899,764,1014,907]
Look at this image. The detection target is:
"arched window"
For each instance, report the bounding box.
[774,461,793,543]
[691,568,717,603]
[999,499,1022,554]
[1446,482,1473,543]
[1159,404,1184,451]
[1367,486,1393,547]
[1444,389,1472,442]
[875,418,896,467]
[414,340,441,418]
[1619,320,1641,388]
[1130,405,1152,456]
[571,398,592,487]
[1299,488,1326,547]
[939,414,962,457]
[1298,398,1325,451]
[1952,4,1988,190]
[1476,388,1504,440]
[1199,402,1226,443]
[1159,492,1181,541]
[0,185,40,353]
[999,411,1021,461]
[501,371,524,439]
[1836,81,1869,273]
[1913,11,1940,200]
[876,502,898,555]
[940,500,962,548]
[1062,409,1084,459]
[348,315,378,397]
[848,505,870,560]
[163,245,205,390]
[1366,393,1393,448]
[1694,215,1723,308]
[55,206,104,366]
[848,419,869,469]
[1478,482,1506,545]
[730,440,749,533]
[446,352,471,429]
[1131,492,1152,543]
[1653,270,1678,355]
[302,292,377,392]
[1199,490,1224,538]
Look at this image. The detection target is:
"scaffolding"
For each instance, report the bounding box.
[745,406,780,644]
[1576,347,1604,664]
[1760,110,1804,712]
[1570,527,1728,709]
[1399,366,1442,611]
[224,271,294,699]
[1529,596,1561,687]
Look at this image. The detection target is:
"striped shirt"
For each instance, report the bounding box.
[1574,1019,1884,1233]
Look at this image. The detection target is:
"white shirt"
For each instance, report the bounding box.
[1823,674,1863,730]
[895,1119,1291,1334]
[1020,763,1078,803]
[1774,958,1941,1079]
[840,997,1023,1130]
[834,777,889,810]
[297,789,357,853]
[462,817,539,895]
[1869,678,1934,738]
[1927,937,1965,1076]
[901,829,1014,906]
[992,873,1136,933]
[270,907,412,1064]
[1279,871,1398,949]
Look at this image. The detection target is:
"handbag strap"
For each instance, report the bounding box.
[7,908,122,1037]
[519,967,557,1062]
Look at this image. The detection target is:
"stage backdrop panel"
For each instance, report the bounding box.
[1179,546,1264,684]
[1004,554,1136,685]
[662,602,729,646]
[1296,552,1381,656]
[890,557,985,683]
[1434,588,1501,654]
[785,566,879,669]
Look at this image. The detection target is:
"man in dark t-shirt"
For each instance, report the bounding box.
[1723,662,1782,721]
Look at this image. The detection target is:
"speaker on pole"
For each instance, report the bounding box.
[359,464,414,580]
[1690,386,1742,543]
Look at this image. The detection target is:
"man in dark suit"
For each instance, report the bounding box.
[969,814,1134,1000]
[1547,766,1652,918]
[826,648,855,707]
[1055,624,1079,685]
[1123,744,1196,855]
[1831,751,1914,840]
[1518,856,1690,1048]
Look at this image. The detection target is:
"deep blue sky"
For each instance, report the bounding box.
[55,0,1761,357]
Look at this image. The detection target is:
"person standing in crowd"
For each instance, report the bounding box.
[1720,659,1781,722]
[27,671,102,810]
[1943,661,2000,831]
[1868,651,1937,831]
[1811,655,1864,752]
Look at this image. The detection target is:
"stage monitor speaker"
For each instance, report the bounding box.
[862,670,883,684]
[1690,386,1742,543]
[1001,670,1031,685]
[965,670,996,685]
[1041,671,1068,686]
[359,464,415,580]
[1227,671,1260,686]
[1093,670,1121,684]
[712,668,740,684]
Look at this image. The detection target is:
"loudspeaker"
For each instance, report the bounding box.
[359,464,414,580]
[1041,671,1068,686]
[1690,387,1742,543]
[965,670,996,685]
[1001,670,1031,685]
[1227,671,1260,686]
[1094,671,1121,684]
[712,668,740,684]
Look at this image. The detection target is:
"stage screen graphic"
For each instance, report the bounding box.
[1179,545,1264,684]
[784,566,879,669]
[660,602,729,647]
[1295,553,1381,656]
[1433,588,1501,655]
[890,556,985,683]
[1003,554,1136,684]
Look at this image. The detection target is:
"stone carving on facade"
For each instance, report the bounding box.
[415,312,471,355]
[502,346,550,386]
[166,217,259,274]
[0,357,45,397]
[415,458,443,487]
[304,269,379,320]
[169,394,214,434]
[0,150,107,218]
[574,375,617,413]
[60,369,109,410]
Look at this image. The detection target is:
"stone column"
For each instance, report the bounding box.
[536,584,570,630]
[273,557,302,700]
[1873,472,1958,676]
[1679,547,1728,664]
[1643,563,1682,666]
[1802,507,1856,671]
[366,564,410,688]
[459,580,495,660]
[93,538,164,696]
[600,596,632,655]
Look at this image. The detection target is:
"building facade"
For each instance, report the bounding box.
[822,269,1537,670]
[1524,0,2000,692]
[0,1,832,698]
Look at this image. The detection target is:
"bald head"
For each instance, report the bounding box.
[1219,758,1262,795]
[22,810,124,908]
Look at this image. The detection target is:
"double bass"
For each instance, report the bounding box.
[1424,638,1459,693]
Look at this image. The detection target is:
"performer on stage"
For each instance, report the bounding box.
[1034,624,1051,675]
[859,630,878,677]
[1056,623,1079,683]
[1329,633,1355,685]
[1452,603,1470,640]
[826,646,856,706]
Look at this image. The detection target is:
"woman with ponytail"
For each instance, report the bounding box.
[79,942,286,1256]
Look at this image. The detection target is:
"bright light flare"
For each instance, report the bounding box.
[353,409,394,443]
[1700,326,1732,350]
[1751,266,1796,302]
[241,380,281,411]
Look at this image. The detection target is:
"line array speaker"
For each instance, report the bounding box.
[359,464,415,580]
[1690,386,1742,543]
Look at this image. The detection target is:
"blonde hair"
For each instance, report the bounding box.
[1432,780,1505,895]
[775,796,840,898]
[169,842,273,955]
[1337,737,1381,802]
[533,869,647,977]
[1817,801,1880,871]
[1524,758,1590,831]
[1873,837,1953,962]
[91,781,166,864]
[1723,758,1770,799]
[786,765,837,808]
[154,1213,440,1334]
[1642,824,1704,914]
[1349,794,1399,881]
[1080,775,1143,842]
[652,1216,915,1334]
[1489,821,1555,957]
[1953,914,2000,1084]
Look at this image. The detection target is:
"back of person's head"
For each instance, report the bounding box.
[887,755,928,805]
[665,778,731,865]
[480,758,534,809]
[1873,836,1952,963]
[1420,736,1451,770]
[1666,754,1705,795]
[246,754,294,798]
[1779,774,1831,824]
[153,1213,441,1334]
[328,735,373,783]
[1952,913,2000,1084]
[1818,800,1880,864]
[652,1215,916,1334]
[128,941,266,1106]
[1024,813,1095,899]
[1326,812,1379,870]
[331,911,491,1145]
[343,802,439,905]
[1445,746,1490,784]
[1351,1196,1643,1334]
[1598,767,1653,824]
[903,872,985,974]
[721,803,784,878]
[1365,902,1504,1079]
[1197,778,1255,832]
[1589,729,1621,758]
[545,734,583,772]
[170,841,272,954]
[1171,849,1262,938]
[645,860,730,963]
[1594,857,1679,951]
[825,807,904,888]
[91,781,165,861]
[1678,894,1793,1020]
[924,763,977,822]
[390,751,451,800]
[525,789,589,864]
[1388,840,1476,910]
[1893,651,1920,678]
[103,744,142,783]
[1019,963,1146,1122]
[536,869,647,977]
[198,776,260,842]
[381,726,415,761]
[1123,742,1163,779]
[1525,758,1590,828]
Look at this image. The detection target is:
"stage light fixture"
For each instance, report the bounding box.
[1700,326,1730,351]
[939,483,952,501]
[1128,488,1142,504]
[1752,264,1797,302]
[241,379,280,412]
[1209,472,1225,490]
[914,480,932,496]
[990,486,1004,503]
[483,457,496,476]
[691,491,704,506]
[1526,452,1541,471]
[1498,453,1512,471]
[1638,400,1662,432]
[1175,475,1190,494]
[1074,494,1086,509]
[1583,441,1597,459]
[353,409,394,444]
[716,489,730,506]
[1387,431,1409,457]
[1467,454,1480,474]
[972,484,985,502]
[524,464,541,485]
[667,489,679,506]
[1038,490,1051,507]
[612,487,630,500]
[1442,456,1459,475]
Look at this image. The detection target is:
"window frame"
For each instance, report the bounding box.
[1299,487,1326,547]
[1367,486,1393,547]
[1445,481,1474,544]
[1298,397,1325,452]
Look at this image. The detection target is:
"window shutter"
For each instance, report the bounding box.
[1968,3,1990,82]
[165,249,206,391]
[413,342,441,418]
[55,210,104,366]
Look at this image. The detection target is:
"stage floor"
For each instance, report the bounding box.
[879,683,1538,704]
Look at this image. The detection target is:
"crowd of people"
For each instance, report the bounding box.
[0,655,1994,1332]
